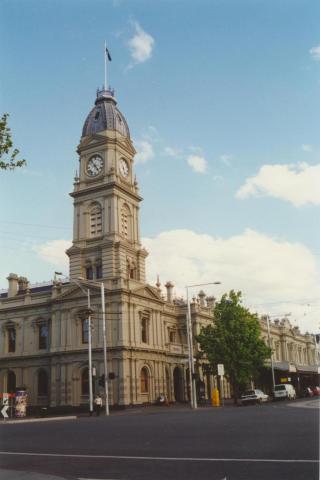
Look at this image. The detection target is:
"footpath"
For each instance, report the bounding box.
[0,469,68,480]
[0,399,239,424]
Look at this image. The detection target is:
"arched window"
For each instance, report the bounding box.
[38,370,48,396]
[90,204,102,237]
[96,263,102,279]
[130,263,136,279]
[127,258,137,280]
[7,370,16,393]
[86,265,93,280]
[39,324,48,350]
[8,327,16,353]
[81,368,89,395]
[140,367,149,393]
[120,204,131,239]
[82,318,89,344]
[141,317,148,343]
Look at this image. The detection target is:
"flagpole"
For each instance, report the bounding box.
[104,40,107,90]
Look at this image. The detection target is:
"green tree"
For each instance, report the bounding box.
[0,113,26,170]
[197,290,271,404]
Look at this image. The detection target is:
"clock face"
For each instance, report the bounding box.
[86,155,104,177]
[119,158,129,177]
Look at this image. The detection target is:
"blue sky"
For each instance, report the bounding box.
[0,0,319,332]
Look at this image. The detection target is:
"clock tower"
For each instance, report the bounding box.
[67,88,148,284]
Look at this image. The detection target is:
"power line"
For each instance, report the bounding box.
[0,220,71,230]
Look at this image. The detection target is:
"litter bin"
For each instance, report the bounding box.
[211,388,220,407]
[40,407,48,417]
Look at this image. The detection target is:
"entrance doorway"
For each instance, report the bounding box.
[173,367,184,402]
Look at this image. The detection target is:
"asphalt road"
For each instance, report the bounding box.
[0,399,318,480]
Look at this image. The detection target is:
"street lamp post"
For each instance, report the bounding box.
[185,282,221,409]
[100,282,109,416]
[55,273,108,415]
[266,315,276,392]
[69,279,94,416]
[80,278,109,416]
[87,288,94,416]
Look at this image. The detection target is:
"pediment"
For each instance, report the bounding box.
[55,284,87,301]
[78,134,107,150]
[131,284,162,301]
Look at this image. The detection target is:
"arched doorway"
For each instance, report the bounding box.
[173,367,183,402]
[7,370,16,393]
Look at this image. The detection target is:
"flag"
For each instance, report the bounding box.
[106,47,112,62]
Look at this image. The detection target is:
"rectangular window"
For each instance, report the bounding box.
[86,267,93,280]
[8,327,16,353]
[96,264,102,279]
[82,319,89,344]
[141,318,148,343]
[169,330,176,343]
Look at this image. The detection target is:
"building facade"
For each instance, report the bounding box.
[259,317,319,395]
[0,88,217,409]
[0,87,318,410]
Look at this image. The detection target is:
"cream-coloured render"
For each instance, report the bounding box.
[260,318,317,367]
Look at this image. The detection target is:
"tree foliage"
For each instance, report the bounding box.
[197,290,271,403]
[0,113,26,170]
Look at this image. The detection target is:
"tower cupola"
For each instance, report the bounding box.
[82,89,130,138]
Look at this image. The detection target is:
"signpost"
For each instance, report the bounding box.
[217,364,225,406]
[1,394,9,419]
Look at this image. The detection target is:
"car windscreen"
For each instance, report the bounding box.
[243,390,255,396]
[275,385,286,391]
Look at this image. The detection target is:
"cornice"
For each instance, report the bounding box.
[70,181,142,202]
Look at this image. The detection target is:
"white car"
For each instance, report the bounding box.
[241,389,269,405]
[273,384,296,400]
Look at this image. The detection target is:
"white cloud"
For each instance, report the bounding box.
[220,154,232,166]
[309,45,320,61]
[34,239,71,272]
[134,140,155,164]
[128,21,154,66]
[236,162,320,206]
[142,229,320,333]
[142,125,160,142]
[163,146,182,157]
[189,146,203,154]
[301,144,313,152]
[187,155,208,174]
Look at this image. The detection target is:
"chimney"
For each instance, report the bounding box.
[206,296,215,309]
[165,281,174,303]
[7,273,19,298]
[198,290,206,307]
[18,276,29,292]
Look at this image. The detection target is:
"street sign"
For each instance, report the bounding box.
[1,393,9,418]
[217,364,224,376]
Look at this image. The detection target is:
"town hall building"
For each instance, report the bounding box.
[0,86,318,411]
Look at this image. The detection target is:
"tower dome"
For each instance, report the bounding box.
[82,89,130,138]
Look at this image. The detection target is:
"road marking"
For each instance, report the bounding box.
[0,451,317,464]
[288,400,320,409]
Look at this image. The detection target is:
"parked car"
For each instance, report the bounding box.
[311,386,320,396]
[305,387,314,397]
[273,384,296,400]
[241,389,269,405]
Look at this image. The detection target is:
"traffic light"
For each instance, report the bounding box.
[98,374,105,387]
